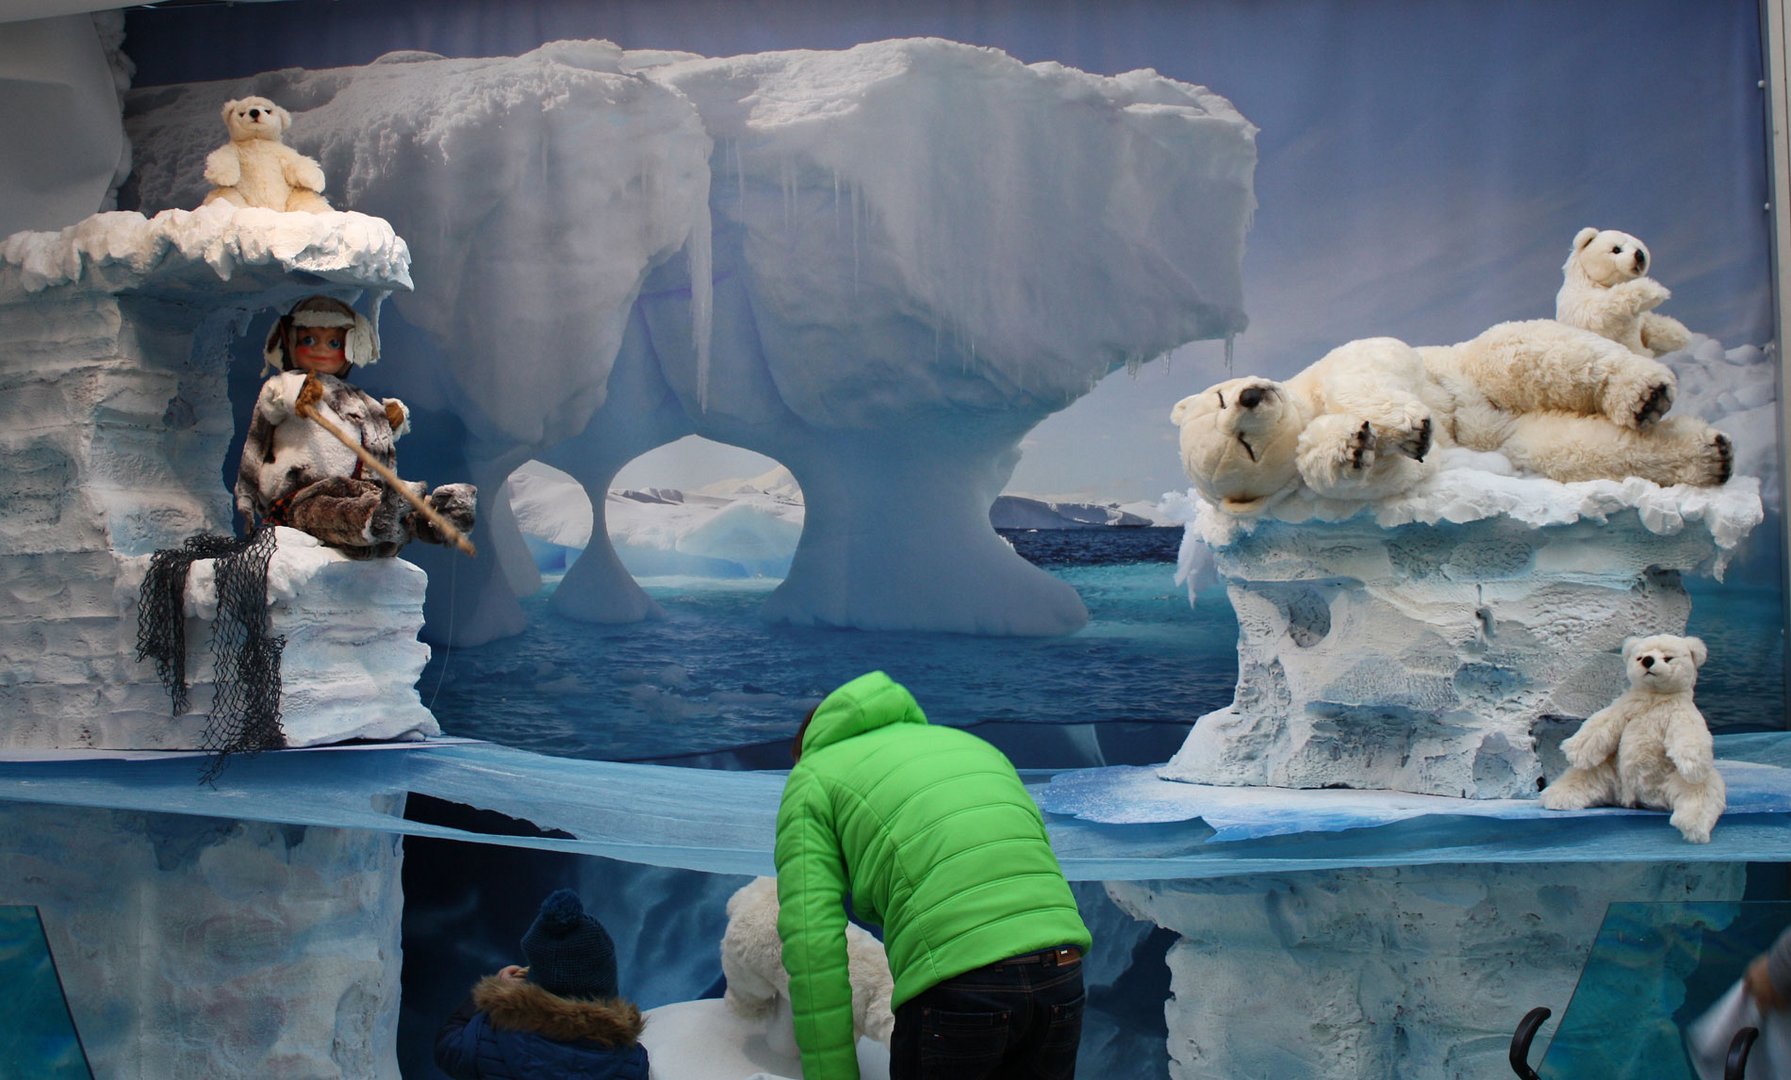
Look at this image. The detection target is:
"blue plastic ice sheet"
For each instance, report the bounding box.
[0,735,1786,882]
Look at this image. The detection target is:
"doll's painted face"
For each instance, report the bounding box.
[291,326,349,376]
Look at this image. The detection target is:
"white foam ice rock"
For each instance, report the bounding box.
[171,528,439,746]
[124,37,1256,640]
[1161,459,1765,799]
[1108,860,1744,1080]
[0,799,404,1079]
[640,998,891,1080]
[0,204,429,749]
[1665,333,1781,507]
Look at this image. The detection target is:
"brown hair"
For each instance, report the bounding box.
[791,705,819,764]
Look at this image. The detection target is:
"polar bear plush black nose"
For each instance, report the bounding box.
[248,108,262,119]
[1640,654,1655,668]
[1634,250,1646,273]
[1238,386,1265,409]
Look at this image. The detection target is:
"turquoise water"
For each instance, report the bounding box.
[0,907,90,1079]
[1533,901,1791,1079]
[420,529,1785,767]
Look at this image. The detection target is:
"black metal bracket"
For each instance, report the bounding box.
[1509,1006,1551,1079]
[1725,1025,1758,1080]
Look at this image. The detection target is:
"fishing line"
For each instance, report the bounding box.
[426,550,459,711]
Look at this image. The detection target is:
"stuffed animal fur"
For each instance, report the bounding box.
[720,876,895,1054]
[1555,227,1691,357]
[1540,634,1726,843]
[1171,318,1731,515]
[202,96,332,213]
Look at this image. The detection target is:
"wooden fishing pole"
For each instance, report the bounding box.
[294,398,478,558]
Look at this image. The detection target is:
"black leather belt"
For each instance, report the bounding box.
[998,945,1083,967]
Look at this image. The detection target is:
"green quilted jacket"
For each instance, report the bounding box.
[773,671,1091,1080]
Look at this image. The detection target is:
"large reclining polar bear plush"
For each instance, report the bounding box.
[1172,318,1731,515]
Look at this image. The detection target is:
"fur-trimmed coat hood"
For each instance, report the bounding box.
[434,976,648,1080]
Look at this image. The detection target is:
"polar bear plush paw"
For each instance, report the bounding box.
[1692,429,1734,486]
[1385,412,1433,461]
[1602,367,1675,429]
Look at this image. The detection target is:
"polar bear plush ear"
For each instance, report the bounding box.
[1572,227,1600,254]
[271,104,292,137]
[220,98,241,128]
[1684,636,1708,667]
[1171,395,1200,426]
[1620,636,1641,663]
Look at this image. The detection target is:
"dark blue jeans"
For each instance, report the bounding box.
[889,947,1086,1079]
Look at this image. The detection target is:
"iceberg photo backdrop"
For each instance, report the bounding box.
[0,0,1780,1076]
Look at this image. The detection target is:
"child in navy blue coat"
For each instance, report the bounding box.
[434,889,649,1080]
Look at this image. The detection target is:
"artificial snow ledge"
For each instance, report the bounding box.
[1164,460,1765,800]
[1177,451,1764,560]
[0,202,412,299]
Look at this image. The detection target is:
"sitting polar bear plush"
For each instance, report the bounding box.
[1171,318,1731,515]
[201,96,332,213]
[1539,634,1726,843]
[720,876,895,1055]
[1555,227,1691,357]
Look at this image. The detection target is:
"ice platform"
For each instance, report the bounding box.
[0,732,1787,878]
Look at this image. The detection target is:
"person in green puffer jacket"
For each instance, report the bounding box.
[774,670,1093,1080]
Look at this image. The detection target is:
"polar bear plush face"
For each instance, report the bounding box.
[1171,376,1306,514]
[1566,227,1651,288]
[1621,633,1707,694]
[221,96,291,143]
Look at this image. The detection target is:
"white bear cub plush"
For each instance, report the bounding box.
[719,876,895,1056]
[1540,634,1726,843]
[202,96,332,213]
[1556,227,1691,357]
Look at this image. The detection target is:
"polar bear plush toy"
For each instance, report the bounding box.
[1555,227,1691,357]
[1539,634,1726,843]
[1171,318,1731,515]
[719,876,895,1055]
[201,96,332,213]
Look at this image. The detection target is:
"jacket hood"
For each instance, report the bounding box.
[799,671,927,758]
[471,974,645,1046]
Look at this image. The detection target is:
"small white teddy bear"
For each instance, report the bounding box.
[1539,633,1726,843]
[202,96,332,213]
[1555,227,1692,357]
[719,876,895,1056]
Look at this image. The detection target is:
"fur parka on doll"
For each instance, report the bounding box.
[235,296,475,558]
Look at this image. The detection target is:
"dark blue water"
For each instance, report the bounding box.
[420,528,1785,768]
[421,527,1235,767]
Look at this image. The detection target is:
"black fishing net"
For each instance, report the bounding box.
[135,527,286,782]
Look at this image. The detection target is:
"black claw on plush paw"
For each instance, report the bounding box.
[1409,417,1433,462]
[1350,421,1372,469]
[1715,432,1733,483]
[1636,382,1672,426]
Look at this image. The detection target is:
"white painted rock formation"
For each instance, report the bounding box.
[0,205,435,750]
[1162,458,1764,798]
[1109,860,1744,1080]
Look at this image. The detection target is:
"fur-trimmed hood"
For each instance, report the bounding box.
[472,975,644,1047]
